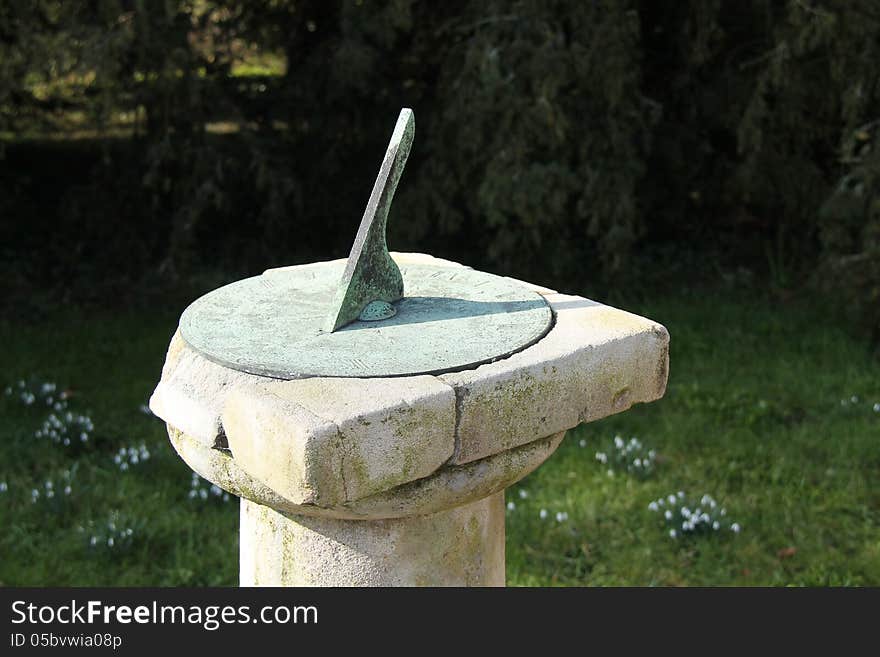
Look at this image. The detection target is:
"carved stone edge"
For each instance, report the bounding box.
[168,425,565,521]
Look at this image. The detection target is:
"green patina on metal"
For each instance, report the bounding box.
[324,108,413,332]
[179,262,552,379]
[177,107,553,379]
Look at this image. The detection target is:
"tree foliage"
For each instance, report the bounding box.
[0,1,878,334]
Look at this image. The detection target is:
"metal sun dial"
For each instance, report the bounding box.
[179,108,553,379]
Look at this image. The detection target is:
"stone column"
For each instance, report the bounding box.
[239,494,505,587]
[150,253,669,587]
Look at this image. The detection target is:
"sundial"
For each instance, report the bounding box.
[179,108,553,379]
[153,106,669,588]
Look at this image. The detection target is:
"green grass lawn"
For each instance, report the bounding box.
[1,289,878,586]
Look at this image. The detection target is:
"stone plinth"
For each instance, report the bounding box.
[150,253,669,586]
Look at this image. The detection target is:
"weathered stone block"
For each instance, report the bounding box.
[149,330,255,446]
[259,376,456,502]
[220,376,456,505]
[440,293,669,464]
[222,387,345,507]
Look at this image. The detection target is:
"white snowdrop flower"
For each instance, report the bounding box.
[648,501,658,511]
[107,537,114,547]
[668,495,677,504]
[614,435,624,449]
[53,402,63,411]
[518,489,528,499]
[873,403,880,413]
[664,510,672,520]
[720,508,727,516]
[46,490,54,498]
[677,491,685,499]
[648,450,656,458]
[0,482,7,492]
[606,469,614,477]
[851,395,859,403]
[90,536,98,546]
[701,513,710,522]
[579,439,587,447]
[120,463,129,471]
[126,528,133,536]
[681,507,691,517]
[713,521,720,530]
[45,480,53,489]
[31,489,39,501]
[64,485,71,495]
[555,512,568,522]
[139,404,152,415]
[539,509,548,520]
[507,501,516,511]
[669,529,677,539]
[657,498,664,506]
[634,458,642,467]
[199,489,208,500]
[731,523,741,533]
[840,399,847,406]
[188,490,197,499]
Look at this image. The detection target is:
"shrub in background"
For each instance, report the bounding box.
[0,1,878,337]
